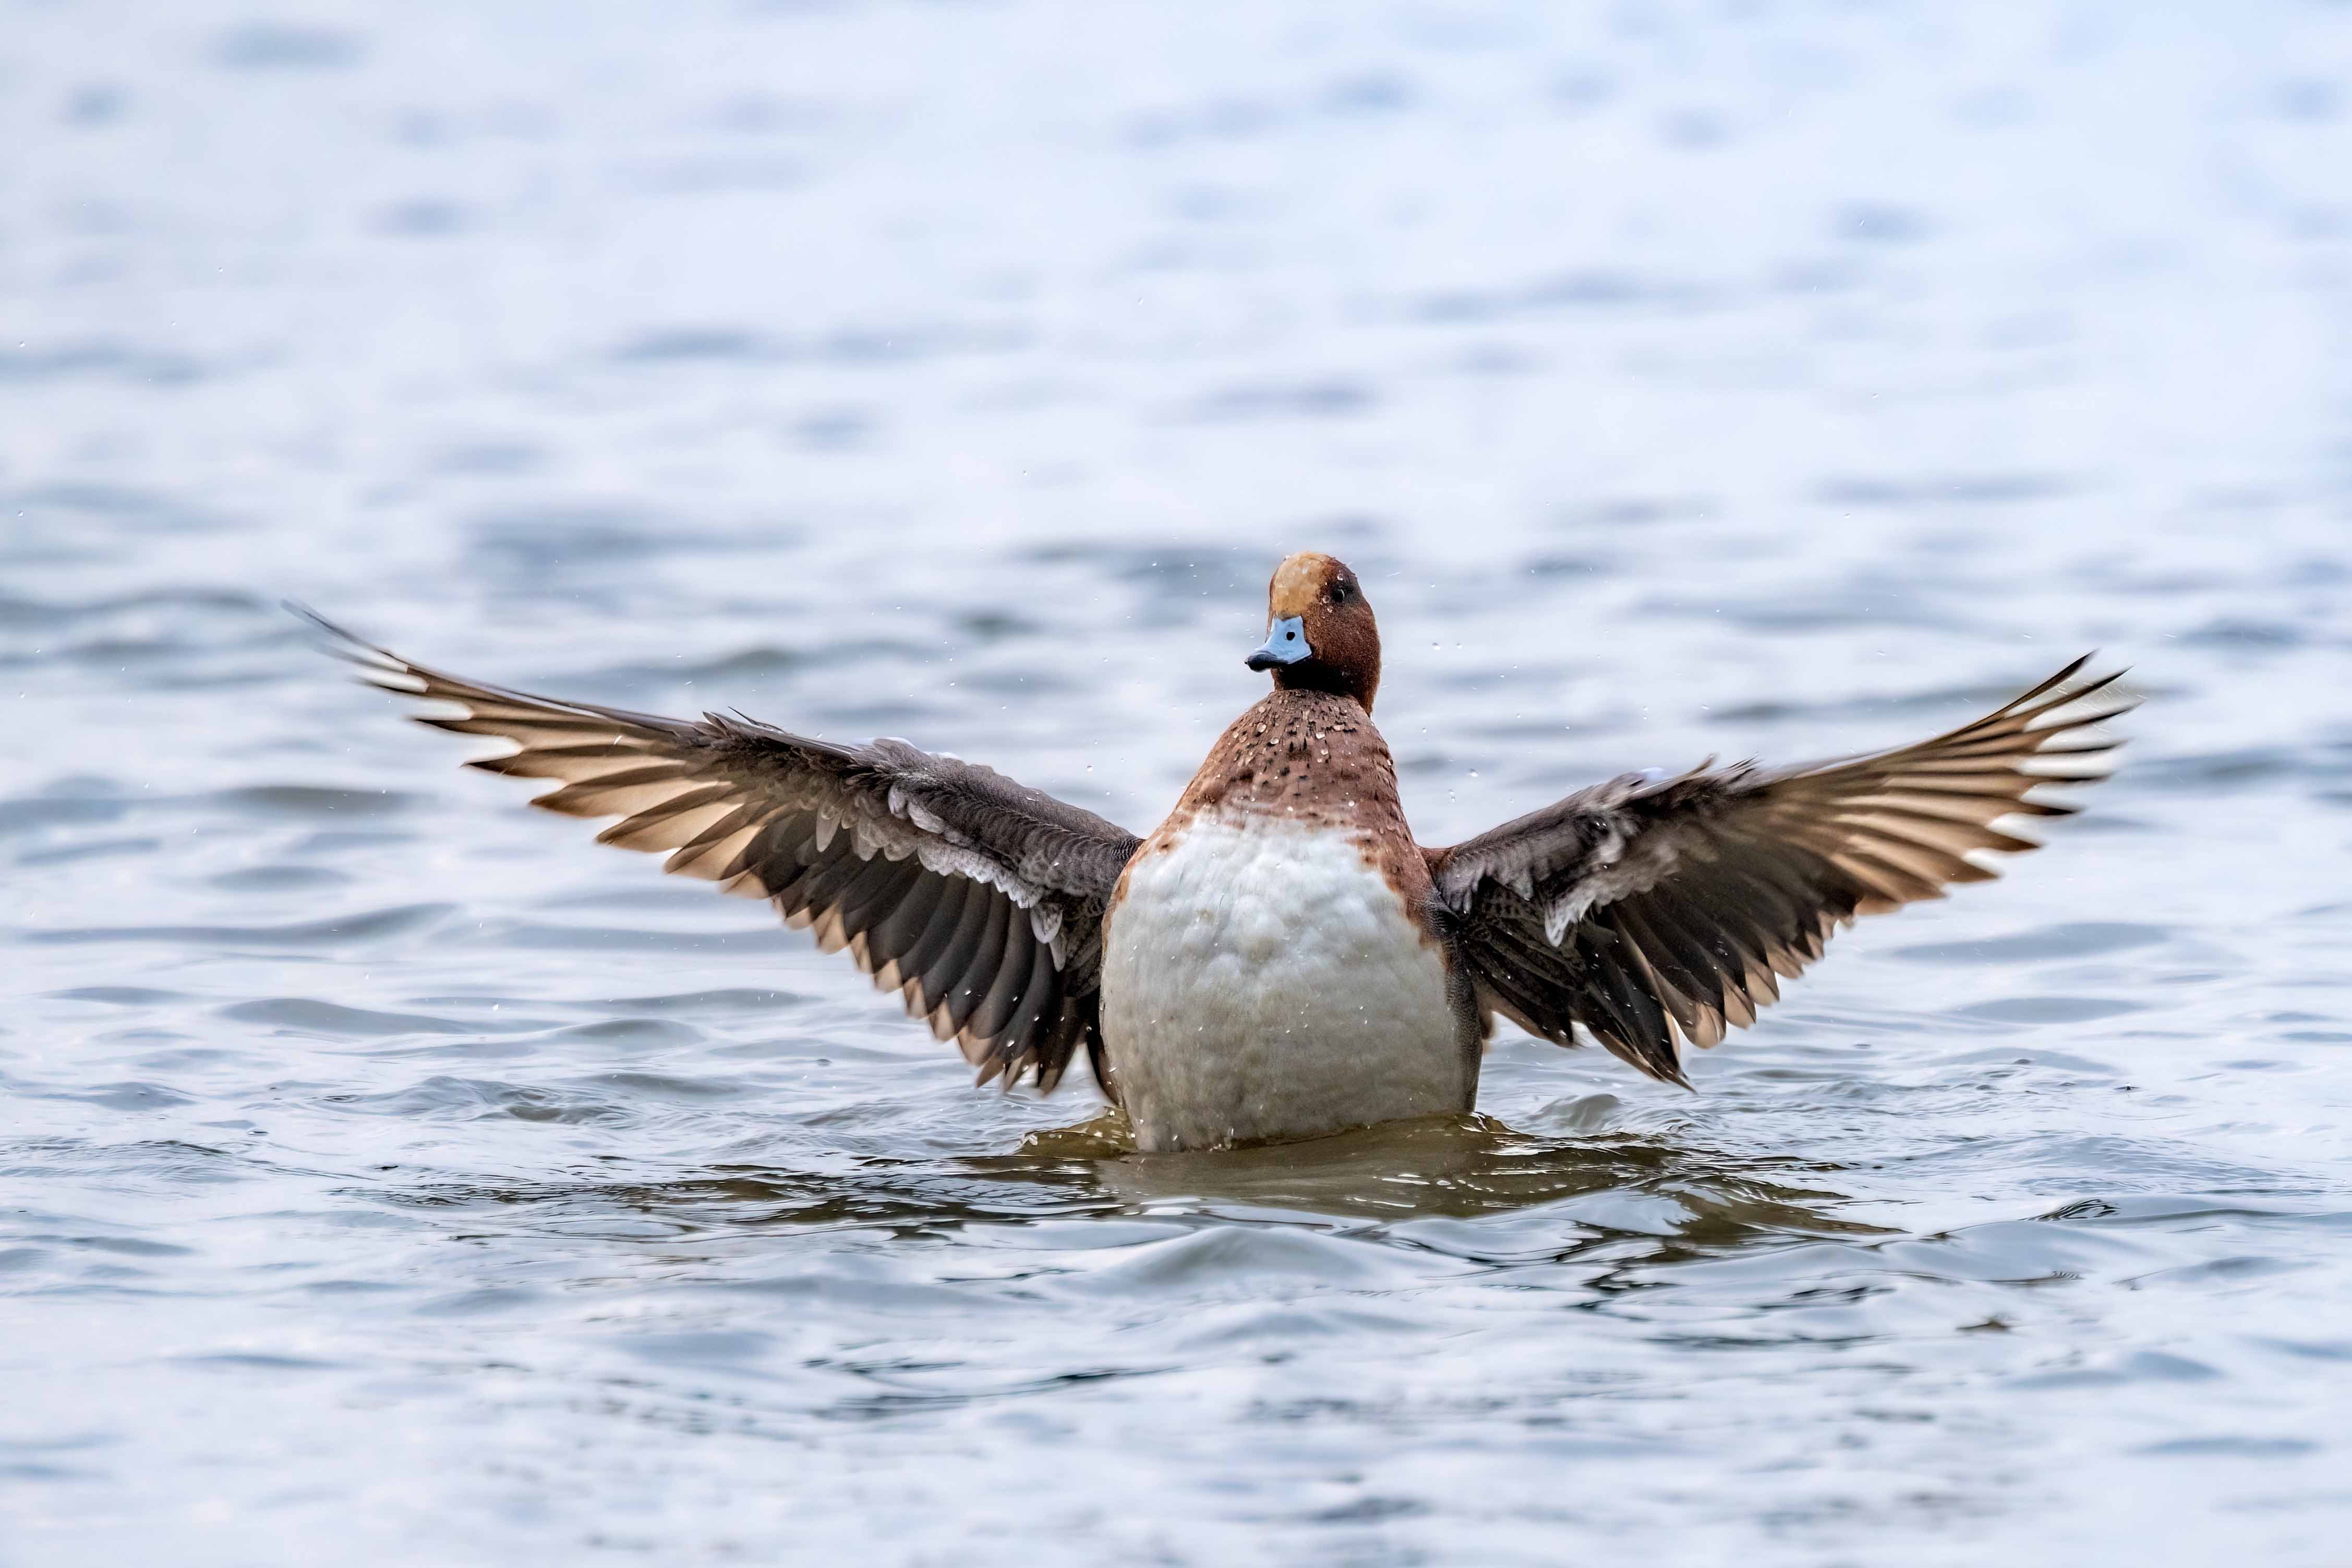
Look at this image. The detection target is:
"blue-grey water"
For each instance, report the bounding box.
[6,4,2352,1564]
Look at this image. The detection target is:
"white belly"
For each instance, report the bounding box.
[1099,818,1467,1153]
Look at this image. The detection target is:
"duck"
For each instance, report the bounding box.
[298,552,2129,1153]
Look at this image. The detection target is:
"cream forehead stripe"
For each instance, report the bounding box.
[1269,554,1335,617]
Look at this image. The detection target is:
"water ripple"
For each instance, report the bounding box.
[3,3,2349,1562]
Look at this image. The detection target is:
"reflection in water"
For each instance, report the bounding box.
[377,1108,1886,1251]
[1069,1113,1887,1238]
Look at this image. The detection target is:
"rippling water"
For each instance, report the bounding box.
[7,4,2352,1563]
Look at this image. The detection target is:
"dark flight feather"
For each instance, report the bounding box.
[1427,657,2134,1085]
[293,605,1140,1096]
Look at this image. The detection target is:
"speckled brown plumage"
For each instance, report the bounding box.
[1140,687,1440,940]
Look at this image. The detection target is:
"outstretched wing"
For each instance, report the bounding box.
[1426,657,2133,1085]
[298,608,1141,1096]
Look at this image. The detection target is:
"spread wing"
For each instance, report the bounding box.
[1426,657,2133,1085]
[298,608,1141,1096]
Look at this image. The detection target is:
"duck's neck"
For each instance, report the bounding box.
[1174,690,1398,827]
[1270,658,1378,712]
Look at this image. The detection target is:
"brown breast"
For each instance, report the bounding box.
[1127,689,1437,931]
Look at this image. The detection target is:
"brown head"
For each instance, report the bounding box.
[1245,552,1381,711]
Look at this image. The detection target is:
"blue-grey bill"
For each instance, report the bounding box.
[1246,615,1311,670]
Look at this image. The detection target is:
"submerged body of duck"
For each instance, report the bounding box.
[305,553,2128,1153]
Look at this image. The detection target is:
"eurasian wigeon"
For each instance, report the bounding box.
[300,553,2129,1152]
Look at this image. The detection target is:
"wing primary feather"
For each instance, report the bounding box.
[835,855,924,940]
[915,883,998,1021]
[866,872,951,990]
[1614,897,1728,1021]
[1609,904,1707,1038]
[774,847,866,924]
[940,897,1013,1039]
[968,913,1039,1045]
[991,939,1063,1078]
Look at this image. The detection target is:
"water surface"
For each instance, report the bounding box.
[5,3,2352,1564]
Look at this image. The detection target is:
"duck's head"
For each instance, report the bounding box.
[1247,551,1380,711]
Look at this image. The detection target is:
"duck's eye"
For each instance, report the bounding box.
[1330,581,1353,604]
